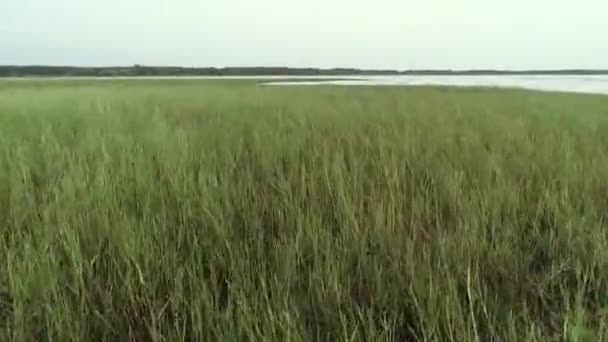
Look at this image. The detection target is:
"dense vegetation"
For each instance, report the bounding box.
[0,66,399,77]
[1,80,608,341]
[1,65,608,77]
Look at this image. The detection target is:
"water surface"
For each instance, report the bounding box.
[6,75,608,95]
[263,75,608,95]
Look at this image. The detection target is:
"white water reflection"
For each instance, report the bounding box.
[6,75,608,95]
[263,75,608,95]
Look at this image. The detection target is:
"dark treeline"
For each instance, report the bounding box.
[0,65,397,77]
[1,65,608,77]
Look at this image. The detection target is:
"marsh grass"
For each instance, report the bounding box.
[1,81,608,341]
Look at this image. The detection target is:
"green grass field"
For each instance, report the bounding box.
[1,80,608,341]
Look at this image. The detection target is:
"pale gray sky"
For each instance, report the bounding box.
[1,0,607,69]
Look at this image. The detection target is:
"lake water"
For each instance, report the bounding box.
[7,75,608,95]
[263,75,608,95]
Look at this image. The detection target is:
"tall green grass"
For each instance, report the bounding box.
[1,80,608,341]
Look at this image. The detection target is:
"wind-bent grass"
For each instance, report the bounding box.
[1,80,608,341]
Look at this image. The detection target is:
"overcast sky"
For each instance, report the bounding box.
[1,0,607,70]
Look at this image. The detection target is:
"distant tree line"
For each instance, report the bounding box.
[1,65,607,77]
[0,65,398,77]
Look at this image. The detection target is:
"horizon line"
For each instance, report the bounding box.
[2,65,608,72]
